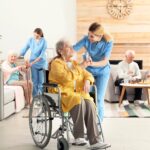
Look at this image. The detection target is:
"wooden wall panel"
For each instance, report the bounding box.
[77,0,150,69]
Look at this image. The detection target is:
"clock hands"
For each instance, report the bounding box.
[107,0,133,19]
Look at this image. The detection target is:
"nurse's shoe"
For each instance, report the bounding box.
[89,141,111,150]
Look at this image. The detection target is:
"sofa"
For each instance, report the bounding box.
[104,65,148,103]
[0,65,25,120]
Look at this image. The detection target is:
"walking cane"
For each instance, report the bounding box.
[25,60,31,106]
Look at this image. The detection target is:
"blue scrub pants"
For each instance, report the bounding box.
[31,66,44,96]
[94,70,110,122]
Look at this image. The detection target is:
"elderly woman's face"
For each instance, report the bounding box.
[8,55,17,64]
[62,43,74,60]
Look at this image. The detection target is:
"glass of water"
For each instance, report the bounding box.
[124,78,129,83]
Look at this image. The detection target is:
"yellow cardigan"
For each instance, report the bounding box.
[48,58,94,112]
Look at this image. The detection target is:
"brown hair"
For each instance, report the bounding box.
[89,22,102,33]
[48,40,66,71]
[89,22,113,42]
[34,28,44,37]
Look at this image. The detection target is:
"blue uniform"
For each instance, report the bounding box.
[73,36,113,121]
[20,37,47,96]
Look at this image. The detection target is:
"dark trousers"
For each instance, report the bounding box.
[115,79,142,100]
[70,99,100,145]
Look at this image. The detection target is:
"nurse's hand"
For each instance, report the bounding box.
[25,62,33,68]
[19,65,29,72]
[83,80,91,93]
[80,60,92,68]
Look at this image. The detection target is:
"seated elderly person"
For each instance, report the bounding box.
[115,50,142,103]
[1,51,33,107]
[48,40,110,149]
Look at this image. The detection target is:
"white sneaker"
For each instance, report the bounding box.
[25,105,30,109]
[123,100,129,106]
[90,141,111,149]
[34,101,41,108]
[134,100,144,106]
[72,138,88,146]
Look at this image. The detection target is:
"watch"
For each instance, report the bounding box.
[107,0,133,19]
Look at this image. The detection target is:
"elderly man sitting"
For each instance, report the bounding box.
[115,50,142,103]
[48,39,111,149]
[1,51,33,107]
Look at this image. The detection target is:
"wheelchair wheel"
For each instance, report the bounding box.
[57,137,69,150]
[29,95,52,149]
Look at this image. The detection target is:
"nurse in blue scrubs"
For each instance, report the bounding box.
[20,28,47,96]
[73,22,113,121]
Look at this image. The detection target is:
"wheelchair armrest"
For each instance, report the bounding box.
[90,84,97,92]
[43,83,58,88]
[89,84,98,105]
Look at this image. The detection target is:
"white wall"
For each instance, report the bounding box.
[0,0,76,59]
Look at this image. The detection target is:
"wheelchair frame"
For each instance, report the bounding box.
[29,70,106,150]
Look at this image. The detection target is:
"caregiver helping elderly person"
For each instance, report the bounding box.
[20,28,47,97]
[48,39,111,149]
[73,22,113,121]
[1,51,33,107]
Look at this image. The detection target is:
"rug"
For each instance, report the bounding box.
[104,101,150,118]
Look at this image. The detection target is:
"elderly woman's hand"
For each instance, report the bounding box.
[84,80,91,93]
[17,66,23,71]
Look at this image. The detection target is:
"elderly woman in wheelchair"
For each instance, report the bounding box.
[29,39,110,150]
[48,40,110,149]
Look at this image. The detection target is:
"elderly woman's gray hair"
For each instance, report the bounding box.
[7,51,18,57]
[125,50,135,57]
[56,39,70,55]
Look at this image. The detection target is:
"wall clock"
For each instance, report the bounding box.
[107,0,133,19]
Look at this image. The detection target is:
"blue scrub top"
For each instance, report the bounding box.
[73,36,113,76]
[20,37,47,69]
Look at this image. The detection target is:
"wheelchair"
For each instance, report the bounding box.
[29,70,106,150]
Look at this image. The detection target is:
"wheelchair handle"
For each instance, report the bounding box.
[43,82,58,88]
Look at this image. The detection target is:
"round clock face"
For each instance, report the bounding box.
[107,0,133,19]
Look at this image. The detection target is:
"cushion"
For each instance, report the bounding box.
[5,85,25,112]
[110,65,118,82]
[4,101,15,118]
[140,70,149,80]
[4,86,15,104]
